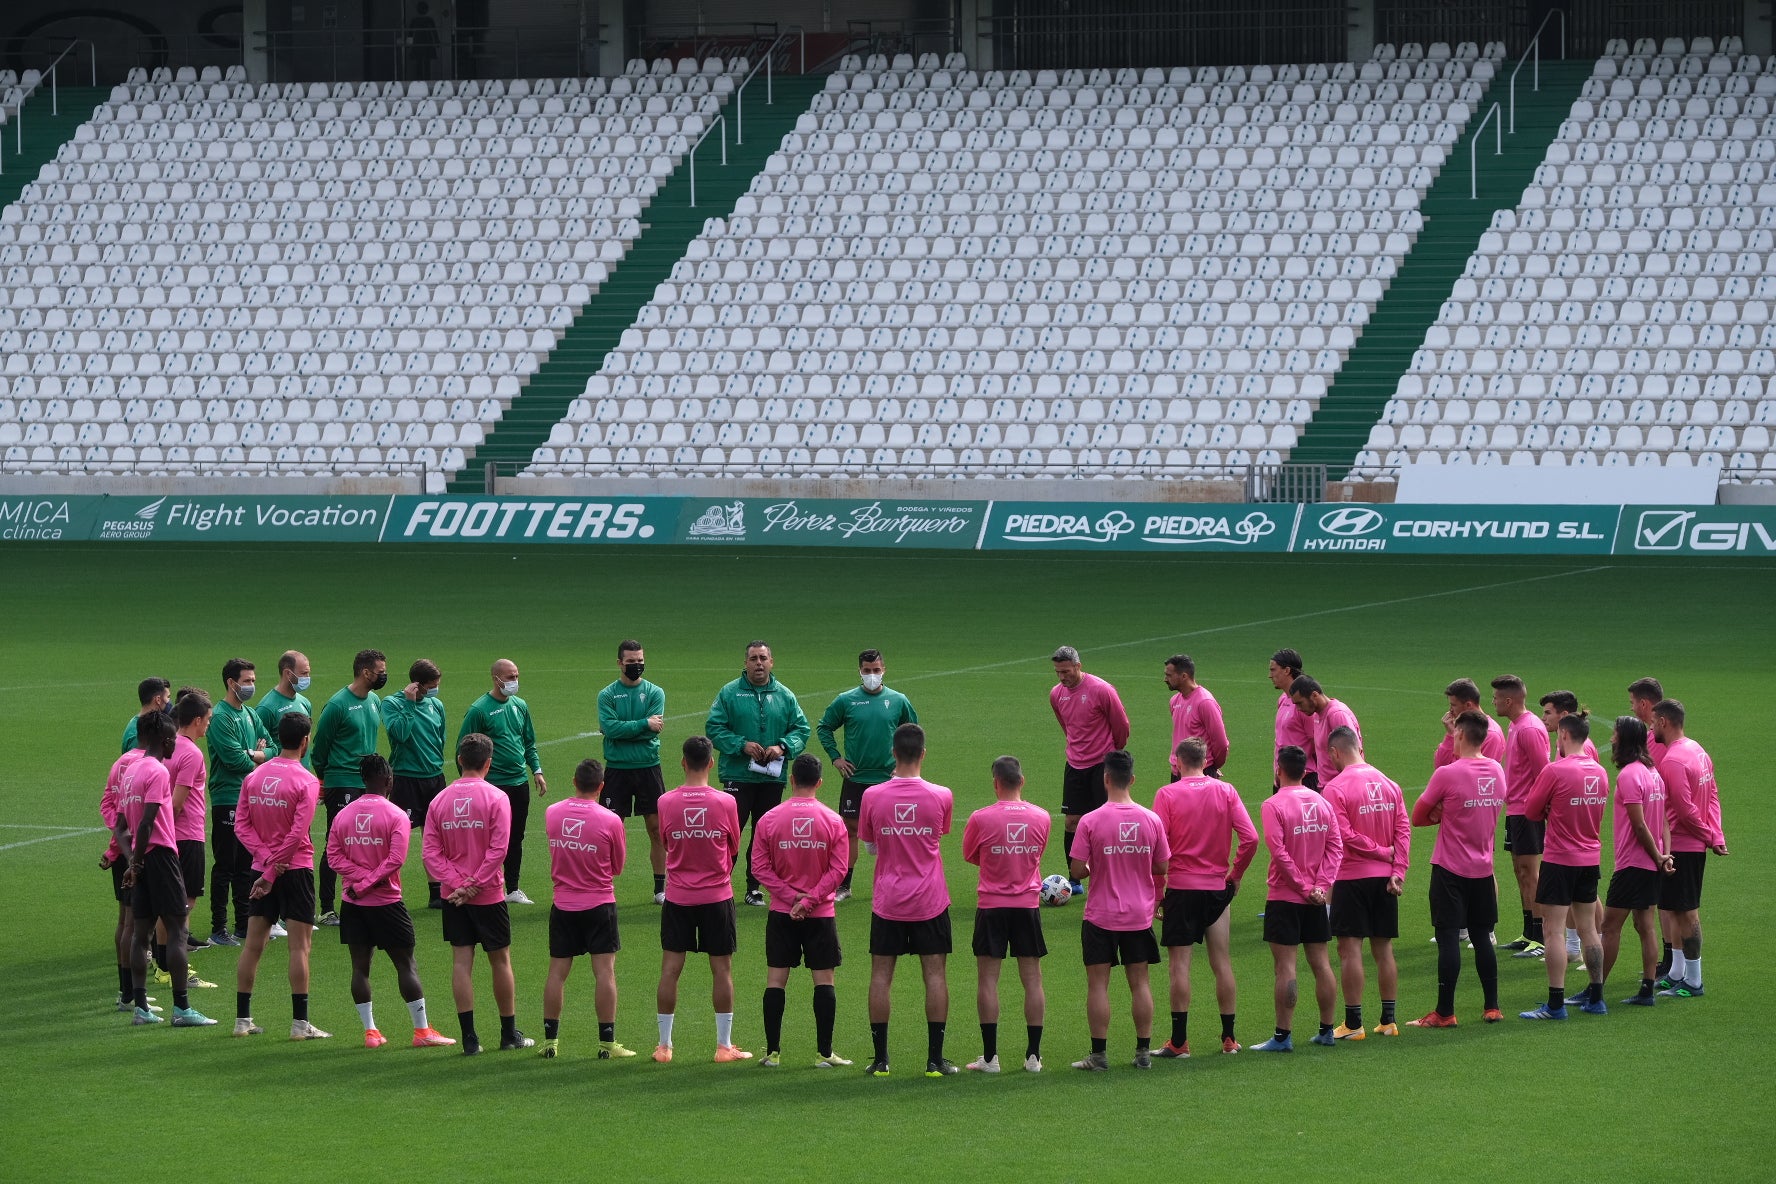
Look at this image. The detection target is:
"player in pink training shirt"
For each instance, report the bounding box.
[751,754,852,1068]
[422,732,529,1054]
[654,735,748,1064]
[1321,727,1409,1040]
[1491,674,1551,955]
[235,712,326,1039]
[112,711,214,1027]
[859,722,958,1077]
[1153,737,1257,1059]
[1050,646,1131,892]
[1253,746,1344,1052]
[326,754,453,1049]
[1267,649,1317,790]
[1537,691,1603,968]
[165,691,215,984]
[1288,675,1362,790]
[539,759,630,1059]
[1408,711,1506,1027]
[1068,750,1169,1071]
[1627,678,1668,768]
[1520,713,1610,1019]
[101,734,147,1013]
[1164,655,1229,777]
[1651,698,1728,999]
[1434,679,1504,767]
[961,754,1051,1073]
[1598,717,1675,1008]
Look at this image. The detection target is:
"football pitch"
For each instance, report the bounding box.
[2,542,1771,1182]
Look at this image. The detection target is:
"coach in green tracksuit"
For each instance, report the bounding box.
[457,658,545,904]
[705,640,811,906]
[208,658,271,944]
[384,657,447,906]
[122,677,171,754]
[311,649,387,924]
[598,639,668,902]
[818,647,918,900]
[256,650,314,770]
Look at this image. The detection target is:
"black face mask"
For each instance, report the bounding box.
[623,662,645,681]
[370,671,388,691]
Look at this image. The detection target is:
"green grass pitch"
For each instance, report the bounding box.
[2,543,1771,1181]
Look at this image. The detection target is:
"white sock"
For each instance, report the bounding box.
[657,1013,675,1047]
[407,998,428,1030]
[1686,956,1701,985]
[1669,950,1688,980]
[356,1002,375,1031]
[716,1011,734,1046]
[1566,928,1581,952]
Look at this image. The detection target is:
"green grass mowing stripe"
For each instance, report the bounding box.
[0,544,1770,1180]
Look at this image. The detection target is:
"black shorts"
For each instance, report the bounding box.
[1659,851,1706,913]
[660,898,738,956]
[340,900,417,950]
[391,774,445,825]
[1262,900,1331,946]
[601,765,665,818]
[550,903,621,958]
[1061,762,1107,817]
[1080,918,1160,966]
[250,867,317,926]
[1535,860,1600,907]
[1504,815,1545,856]
[110,858,130,904]
[1329,877,1399,939]
[131,847,188,921]
[870,909,953,957]
[441,900,512,951]
[971,906,1048,959]
[178,839,207,899]
[838,778,871,820]
[1605,866,1662,912]
[1160,886,1234,946]
[766,911,842,970]
[1428,864,1497,932]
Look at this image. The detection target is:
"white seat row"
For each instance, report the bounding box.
[520,443,1279,480]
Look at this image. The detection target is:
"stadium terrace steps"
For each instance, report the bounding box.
[0,87,109,216]
[1287,60,1595,477]
[449,74,829,492]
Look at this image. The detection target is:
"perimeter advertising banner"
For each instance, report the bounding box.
[675,497,983,548]
[385,496,678,543]
[981,502,1297,551]
[1291,503,1618,554]
[1614,505,1776,556]
[0,493,391,542]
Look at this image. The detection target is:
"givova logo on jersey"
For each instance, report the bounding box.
[991,819,1042,857]
[1569,775,1608,807]
[1102,819,1153,855]
[1292,801,1330,836]
[551,816,602,853]
[881,801,934,837]
[248,776,291,810]
[670,805,725,841]
[441,796,485,831]
[342,811,384,847]
[1358,780,1396,815]
[1463,775,1505,809]
[776,814,829,851]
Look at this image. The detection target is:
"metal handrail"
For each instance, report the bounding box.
[1508,9,1567,134]
[685,112,728,208]
[733,27,803,146]
[44,39,99,115]
[1470,101,1502,199]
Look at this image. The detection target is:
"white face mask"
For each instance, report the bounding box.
[501,680,520,696]
[294,676,311,692]
[860,672,883,693]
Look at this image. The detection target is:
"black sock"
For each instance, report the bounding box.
[926,1020,945,1064]
[117,965,132,996]
[841,867,854,890]
[1318,1022,1334,1038]
[1170,1010,1188,1047]
[544,1017,559,1039]
[980,1022,998,1061]
[292,993,308,1022]
[1026,1024,1043,1058]
[237,991,252,1020]
[870,1020,888,1062]
[763,987,786,1052]
[1274,1028,1291,1042]
[500,1014,517,1042]
[652,873,665,895]
[1549,987,1565,1013]
[598,1021,614,1042]
[174,990,190,1011]
[1381,999,1396,1024]
[1062,825,1074,870]
[1436,928,1462,1016]
[1658,942,1673,977]
[1220,1013,1236,1041]
[1530,914,1545,943]
[1344,1005,1362,1030]
[459,1010,477,1044]
[813,984,836,1057]
[1521,909,1534,938]
[1135,1035,1150,1051]
[428,881,442,903]
[152,942,166,967]
[1476,935,1500,1011]
[134,986,147,1009]
[1588,982,1603,1005]
[1638,977,1655,998]
[1090,1036,1107,1055]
